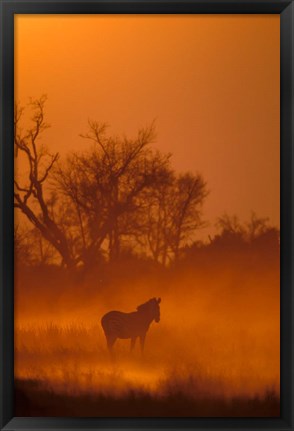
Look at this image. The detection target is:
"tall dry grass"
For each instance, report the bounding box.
[14,252,280,416]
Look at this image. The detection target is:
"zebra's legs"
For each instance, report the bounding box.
[140,333,146,354]
[130,337,137,352]
[106,335,116,354]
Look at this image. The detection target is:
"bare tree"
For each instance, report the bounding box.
[142,172,208,264]
[14,96,75,268]
[245,212,270,242]
[141,170,174,265]
[169,173,208,261]
[216,214,244,236]
[55,120,171,266]
[14,224,34,267]
[215,212,279,250]
[15,98,208,270]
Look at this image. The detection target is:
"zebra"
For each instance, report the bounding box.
[101,297,161,354]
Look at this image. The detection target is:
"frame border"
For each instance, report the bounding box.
[0,1,293,430]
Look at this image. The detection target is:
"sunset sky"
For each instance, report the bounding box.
[14,16,280,416]
[14,14,280,236]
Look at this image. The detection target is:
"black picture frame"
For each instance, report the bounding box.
[0,0,293,430]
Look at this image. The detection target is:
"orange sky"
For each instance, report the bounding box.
[14,14,280,235]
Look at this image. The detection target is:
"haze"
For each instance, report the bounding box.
[14,14,280,417]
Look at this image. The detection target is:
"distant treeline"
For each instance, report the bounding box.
[14,97,279,272]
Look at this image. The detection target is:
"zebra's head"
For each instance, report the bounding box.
[137,297,161,323]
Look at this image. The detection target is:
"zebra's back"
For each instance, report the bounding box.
[101,310,141,339]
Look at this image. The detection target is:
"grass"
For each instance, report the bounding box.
[14,323,280,417]
[15,377,280,417]
[14,252,280,417]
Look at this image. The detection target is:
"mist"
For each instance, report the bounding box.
[15,241,279,416]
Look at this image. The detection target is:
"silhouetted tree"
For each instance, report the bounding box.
[142,172,207,264]
[212,212,279,254]
[14,97,75,268]
[14,97,209,270]
[55,120,171,267]
[142,169,174,265]
[169,173,208,261]
[14,225,34,267]
[245,212,272,241]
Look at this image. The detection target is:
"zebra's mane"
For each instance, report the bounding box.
[136,298,156,312]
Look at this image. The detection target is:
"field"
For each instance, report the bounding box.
[14,257,280,417]
[15,322,279,417]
